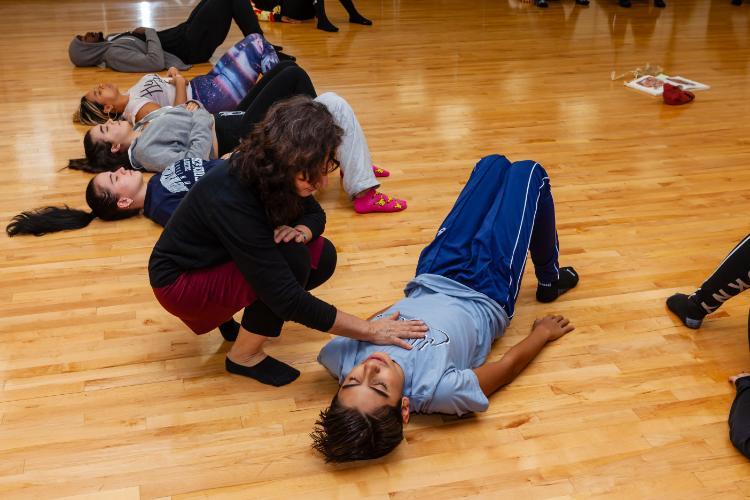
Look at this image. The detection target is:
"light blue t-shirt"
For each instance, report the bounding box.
[317,274,510,416]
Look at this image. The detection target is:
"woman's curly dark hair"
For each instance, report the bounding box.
[229,95,343,227]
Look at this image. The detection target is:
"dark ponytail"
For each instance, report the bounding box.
[67,130,130,174]
[6,178,140,237]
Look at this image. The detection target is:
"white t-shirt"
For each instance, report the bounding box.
[123,74,193,124]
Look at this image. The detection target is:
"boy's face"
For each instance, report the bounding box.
[337,352,408,417]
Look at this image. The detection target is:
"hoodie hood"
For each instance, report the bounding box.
[68,36,110,67]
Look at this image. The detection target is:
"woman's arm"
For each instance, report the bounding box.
[106,28,166,72]
[167,67,188,106]
[473,315,574,397]
[134,102,161,123]
[329,310,427,350]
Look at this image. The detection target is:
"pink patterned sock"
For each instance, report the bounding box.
[352,188,407,214]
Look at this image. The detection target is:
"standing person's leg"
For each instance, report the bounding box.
[190,34,279,113]
[313,0,339,32]
[416,155,577,317]
[667,234,750,329]
[180,0,264,64]
[729,374,750,459]
[314,92,407,214]
[337,0,372,25]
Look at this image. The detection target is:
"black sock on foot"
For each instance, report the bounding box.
[219,319,240,342]
[225,355,300,386]
[349,14,372,25]
[537,267,579,303]
[666,293,706,329]
[338,0,371,24]
[314,0,339,31]
[316,18,339,32]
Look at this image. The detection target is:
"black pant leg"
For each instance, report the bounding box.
[180,0,262,63]
[281,0,316,19]
[729,377,750,459]
[693,234,750,314]
[241,238,336,337]
[236,64,317,137]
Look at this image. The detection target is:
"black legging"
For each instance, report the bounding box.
[157,0,263,64]
[730,376,750,459]
[242,238,337,336]
[690,234,750,315]
[214,62,317,154]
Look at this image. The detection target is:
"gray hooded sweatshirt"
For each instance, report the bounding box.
[68,28,190,73]
[128,104,215,173]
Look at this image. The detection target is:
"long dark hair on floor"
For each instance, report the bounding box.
[6,178,139,237]
[67,130,130,174]
[230,95,343,228]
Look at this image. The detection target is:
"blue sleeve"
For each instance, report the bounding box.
[317,337,348,382]
[425,368,489,416]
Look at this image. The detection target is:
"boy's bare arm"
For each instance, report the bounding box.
[473,315,574,397]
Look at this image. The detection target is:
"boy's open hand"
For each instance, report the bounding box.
[532,315,574,342]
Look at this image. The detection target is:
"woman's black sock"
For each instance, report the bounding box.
[225,355,300,386]
[219,319,240,342]
[339,0,372,24]
[314,0,339,32]
[536,267,579,303]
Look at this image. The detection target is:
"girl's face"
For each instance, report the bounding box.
[85,83,120,111]
[93,167,144,209]
[89,119,133,150]
[294,171,329,197]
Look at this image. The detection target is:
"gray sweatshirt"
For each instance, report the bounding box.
[68,28,190,72]
[128,105,215,173]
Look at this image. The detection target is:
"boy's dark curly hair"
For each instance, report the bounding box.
[310,394,404,463]
[229,95,342,228]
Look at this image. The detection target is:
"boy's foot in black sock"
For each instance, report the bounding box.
[349,14,372,25]
[219,319,240,342]
[654,0,666,7]
[317,17,339,32]
[619,0,631,6]
[537,267,579,303]
[666,293,707,329]
[226,354,300,386]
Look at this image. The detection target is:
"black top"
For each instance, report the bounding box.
[148,160,336,332]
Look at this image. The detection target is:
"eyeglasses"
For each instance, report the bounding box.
[325,153,340,175]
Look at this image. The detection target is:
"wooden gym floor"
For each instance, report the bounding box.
[1,0,750,497]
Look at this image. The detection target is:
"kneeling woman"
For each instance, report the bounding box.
[149,97,427,386]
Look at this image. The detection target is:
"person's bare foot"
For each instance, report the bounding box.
[729,373,750,384]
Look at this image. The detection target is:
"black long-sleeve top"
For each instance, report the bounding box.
[148,160,337,332]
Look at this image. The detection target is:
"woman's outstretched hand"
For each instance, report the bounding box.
[367,311,428,349]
